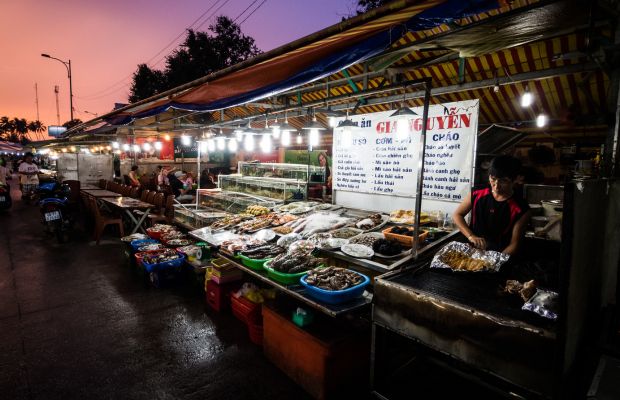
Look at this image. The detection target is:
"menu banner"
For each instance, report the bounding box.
[332,100,478,202]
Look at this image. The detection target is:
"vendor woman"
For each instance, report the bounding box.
[453,155,531,255]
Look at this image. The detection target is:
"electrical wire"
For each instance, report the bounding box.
[234,0,259,22]
[78,0,227,100]
[239,0,267,25]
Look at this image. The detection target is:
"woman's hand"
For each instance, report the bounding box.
[468,235,487,250]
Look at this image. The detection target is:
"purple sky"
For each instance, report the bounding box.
[0,0,357,131]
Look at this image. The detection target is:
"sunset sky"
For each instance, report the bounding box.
[0,0,355,133]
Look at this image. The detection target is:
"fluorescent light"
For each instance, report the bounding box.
[281,130,291,146]
[309,129,320,147]
[216,137,226,151]
[154,141,163,150]
[244,134,255,152]
[228,138,238,152]
[536,114,547,127]
[260,135,272,153]
[521,89,533,107]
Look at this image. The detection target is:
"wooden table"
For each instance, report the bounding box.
[81,189,122,198]
[80,184,100,190]
[100,197,152,234]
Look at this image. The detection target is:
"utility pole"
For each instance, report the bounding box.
[54,85,61,125]
[34,83,40,121]
[41,53,74,122]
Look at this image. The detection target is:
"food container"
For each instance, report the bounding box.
[430,241,510,273]
[263,261,307,285]
[237,254,272,271]
[141,253,186,273]
[130,239,159,252]
[382,226,428,247]
[121,233,148,242]
[247,321,263,346]
[300,271,370,304]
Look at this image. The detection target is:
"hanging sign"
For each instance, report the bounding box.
[173,138,198,159]
[332,100,478,202]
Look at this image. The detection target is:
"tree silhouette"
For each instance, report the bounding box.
[129,16,260,102]
[357,0,390,13]
[0,116,46,144]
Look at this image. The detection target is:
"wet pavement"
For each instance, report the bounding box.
[0,179,310,400]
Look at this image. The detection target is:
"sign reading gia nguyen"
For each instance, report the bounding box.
[332,100,478,202]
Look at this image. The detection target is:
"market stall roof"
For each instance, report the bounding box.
[0,141,24,152]
[67,0,612,144]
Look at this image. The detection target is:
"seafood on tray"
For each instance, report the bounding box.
[431,242,510,273]
[220,237,265,254]
[246,205,271,216]
[389,209,431,225]
[330,227,363,239]
[503,279,538,302]
[271,213,298,226]
[349,232,384,248]
[281,212,352,237]
[267,251,325,274]
[239,243,285,259]
[352,213,386,231]
[233,215,275,233]
[273,225,294,235]
[304,267,364,291]
[210,215,249,231]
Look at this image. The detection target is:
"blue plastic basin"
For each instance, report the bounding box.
[141,253,186,273]
[300,271,370,304]
[130,239,159,252]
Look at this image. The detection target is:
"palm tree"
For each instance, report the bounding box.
[27,120,46,140]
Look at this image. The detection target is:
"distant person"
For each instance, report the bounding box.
[317,151,332,195]
[0,158,9,186]
[18,152,39,200]
[169,171,194,202]
[158,165,175,191]
[128,165,141,187]
[200,168,217,189]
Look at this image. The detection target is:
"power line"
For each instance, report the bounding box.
[239,0,267,25]
[78,0,226,100]
[234,0,259,22]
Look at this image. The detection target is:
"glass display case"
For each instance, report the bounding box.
[218,174,307,202]
[238,162,326,184]
[173,204,230,229]
[197,189,278,214]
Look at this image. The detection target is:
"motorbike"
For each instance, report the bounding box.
[0,183,11,211]
[37,181,73,242]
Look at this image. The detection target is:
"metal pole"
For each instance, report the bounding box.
[412,79,432,260]
[68,60,73,122]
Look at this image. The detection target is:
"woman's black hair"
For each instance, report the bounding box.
[131,165,139,171]
[489,155,521,180]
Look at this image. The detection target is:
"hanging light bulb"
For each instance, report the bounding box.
[296,134,303,145]
[260,135,272,153]
[329,117,337,128]
[302,110,326,147]
[281,130,291,147]
[228,138,238,152]
[207,139,216,153]
[521,87,533,107]
[154,141,163,150]
[122,143,130,151]
[234,125,245,142]
[132,144,140,152]
[390,88,416,141]
[244,133,255,152]
[337,108,356,148]
[111,141,119,149]
[70,146,76,152]
[164,134,171,141]
[142,142,152,151]
[106,145,112,151]
[181,134,191,146]
[536,114,547,128]
[216,136,226,151]
[199,141,208,152]
[61,148,67,153]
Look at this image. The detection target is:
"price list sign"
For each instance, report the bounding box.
[332,100,478,202]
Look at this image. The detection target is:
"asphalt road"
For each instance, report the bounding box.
[0,178,309,400]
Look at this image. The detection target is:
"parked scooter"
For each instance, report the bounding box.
[37,181,73,242]
[0,183,12,211]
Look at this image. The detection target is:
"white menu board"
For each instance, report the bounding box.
[332,100,478,204]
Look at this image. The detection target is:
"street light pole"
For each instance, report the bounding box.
[41,53,73,122]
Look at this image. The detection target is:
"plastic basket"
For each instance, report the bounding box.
[248,321,263,346]
[130,239,159,252]
[263,260,318,285]
[141,253,186,273]
[230,294,262,325]
[381,227,428,247]
[134,249,169,265]
[238,254,272,271]
[300,271,370,305]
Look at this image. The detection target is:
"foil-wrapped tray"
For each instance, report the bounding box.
[430,241,510,272]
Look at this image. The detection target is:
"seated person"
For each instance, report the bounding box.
[168,171,194,202]
[453,155,531,255]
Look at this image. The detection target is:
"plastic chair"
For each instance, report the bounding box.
[149,194,175,224]
[140,190,150,202]
[146,191,156,205]
[88,196,124,245]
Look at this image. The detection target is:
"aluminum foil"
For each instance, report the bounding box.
[430,241,510,272]
[522,288,559,320]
